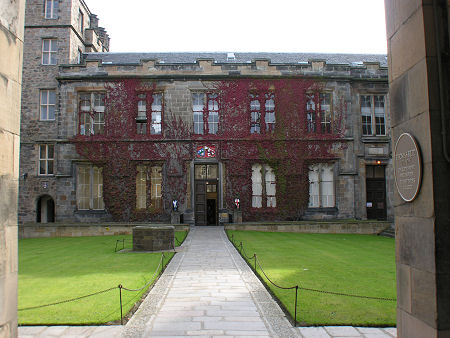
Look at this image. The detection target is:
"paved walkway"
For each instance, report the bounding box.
[19,226,397,338]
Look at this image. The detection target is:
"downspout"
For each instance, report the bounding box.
[433,0,450,163]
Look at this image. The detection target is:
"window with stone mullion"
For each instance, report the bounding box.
[207,93,219,134]
[42,39,57,65]
[79,92,105,136]
[374,95,386,135]
[192,93,205,134]
[76,165,104,210]
[45,0,58,19]
[39,144,54,176]
[40,89,56,120]
[151,93,162,135]
[250,94,261,134]
[265,93,275,132]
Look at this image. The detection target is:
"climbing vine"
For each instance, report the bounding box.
[72,78,346,221]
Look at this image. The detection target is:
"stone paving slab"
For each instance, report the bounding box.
[18,226,397,338]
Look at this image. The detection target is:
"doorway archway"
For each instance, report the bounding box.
[36,195,55,223]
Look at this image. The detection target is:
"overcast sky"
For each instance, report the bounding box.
[86,0,387,54]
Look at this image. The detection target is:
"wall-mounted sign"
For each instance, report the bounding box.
[394,133,422,202]
[196,145,216,158]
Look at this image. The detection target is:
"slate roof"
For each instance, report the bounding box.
[83,52,388,67]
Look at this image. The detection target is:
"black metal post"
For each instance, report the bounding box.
[119,284,123,325]
[254,254,257,272]
[294,285,298,327]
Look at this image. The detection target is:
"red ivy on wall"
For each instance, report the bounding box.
[72,78,346,221]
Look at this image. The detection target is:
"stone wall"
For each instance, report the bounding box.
[385,0,450,337]
[19,0,106,224]
[225,221,392,235]
[19,223,189,239]
[0,0,25,336]
[45,75,392,223]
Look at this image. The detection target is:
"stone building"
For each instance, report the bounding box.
[19,1,393,227]
[0,0,25,336]
[19,0,109,224]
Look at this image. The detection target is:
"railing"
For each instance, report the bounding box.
[228,233,396,326]
[19,251,170,325]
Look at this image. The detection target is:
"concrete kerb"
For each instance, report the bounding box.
[121,227,193,337]
[123,225,297,337]
[220,227,299,338]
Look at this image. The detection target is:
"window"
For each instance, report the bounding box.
[77,165,104,210]
[39,144,54,175]
[42,39,57,65]
[320,93,332,133]
[250,93,276,134]
[79,92,105,136]
[306,92,333,133]
[250,94,261,134]
[78,10,84,35]
[265,93,275,132]
[251,164,276,208]
[308,163,335,208]
[44,0,58,19]
[306,93,316,132]
[40,89,56,120]
[136,94,147,134]
[136,93,163,135]
[151,94,162,135]
[192,92,219,135]
[77,48,83,64]
[207,93,219,134]
[135,165,162,210]
[360,95,386,136]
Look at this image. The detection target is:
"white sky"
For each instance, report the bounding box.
[86,0,387,54]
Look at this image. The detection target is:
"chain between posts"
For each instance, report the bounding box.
[228,233,396,327]
[19,252,169,327]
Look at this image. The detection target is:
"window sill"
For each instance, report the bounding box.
[361,136,390,143]
[75,209,107,214]
[306,207,338,212]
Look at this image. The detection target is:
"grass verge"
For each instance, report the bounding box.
[227,230,396,326]
[18,231,187,325]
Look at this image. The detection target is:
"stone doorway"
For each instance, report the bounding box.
[36,195,55,223]
[365,165,386,220]
[194,164,219,226]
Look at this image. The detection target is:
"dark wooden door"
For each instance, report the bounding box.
[366,166,387,220]
[195,181,207,225]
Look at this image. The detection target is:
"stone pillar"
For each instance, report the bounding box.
[0,0,25,336]
[385,1,450,337]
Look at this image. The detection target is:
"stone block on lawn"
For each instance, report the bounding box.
[132,226,174,251]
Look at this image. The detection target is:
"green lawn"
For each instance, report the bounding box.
[227,230,396,326]
[18,231,187,325]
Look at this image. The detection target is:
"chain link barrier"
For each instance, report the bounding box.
[228,233,396,326]
[18,247,174,325]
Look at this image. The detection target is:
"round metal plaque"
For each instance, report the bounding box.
[394,133,422,202]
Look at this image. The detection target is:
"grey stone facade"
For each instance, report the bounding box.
[19,1,392,226]
[19,0,109,224]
